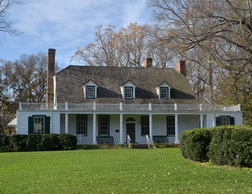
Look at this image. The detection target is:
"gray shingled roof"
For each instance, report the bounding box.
[56,66,196,104]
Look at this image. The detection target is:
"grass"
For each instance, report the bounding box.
[0,148,251,194]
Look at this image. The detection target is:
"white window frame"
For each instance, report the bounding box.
[86,86,95,99]
[34,116,45,134]
[120,81,136,99]
[76,115,87,135]
[99,115,110,136]
[156,82,171,99]
[125,87,133,99]
[220,116,230,125]
[83,80,98,99]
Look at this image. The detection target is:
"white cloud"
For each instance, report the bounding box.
[2,0,151,66]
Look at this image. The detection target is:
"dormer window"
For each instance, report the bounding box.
[86,86,95,99]
[120,81,136,99]
[160,87,169,99]
[125,87,133,99]
[156,82,171,100]
[83,80,98,99]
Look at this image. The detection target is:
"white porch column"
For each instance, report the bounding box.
[92,114,97,144]
[212,113,216,127]
[175,114,179,144]
[65,113,69,133]
[119,114,124,144]
[200,114,204,128]
[149,114,154,144]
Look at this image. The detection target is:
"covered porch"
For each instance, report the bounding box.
[60,112,204,145]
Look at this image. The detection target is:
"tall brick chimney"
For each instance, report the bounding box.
[47,48,55,104]
[176,60,186,77]
[144,58,153,68]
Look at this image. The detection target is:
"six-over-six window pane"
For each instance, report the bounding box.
[141,116,149,136]
[125,87,133,99]
[160,87,169,99]
[86,86,95,99]
[99,115,109,136]
[76,115,87,135]
[34,116,45,134]
[167,116,175,136]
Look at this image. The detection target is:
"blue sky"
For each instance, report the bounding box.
[0,0,152,68]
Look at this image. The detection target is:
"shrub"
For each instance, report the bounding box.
[181,128,214,162]
[9,135,27,152]
[0,135,11,152]
[0,134,77,152]
[59,134,77,150]
[40,134,61,151]
[208,126,252,168]
[26,134,42,151]
[152,143,180,148]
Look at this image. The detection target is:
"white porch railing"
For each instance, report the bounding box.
[19,102,241,112]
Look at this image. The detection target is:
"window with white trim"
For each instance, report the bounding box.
[160,87,169,99]
[141,116,149,136]
[220,116,230,125]
[120,81,136,99]
[125,87,133,99]
[76,115,87,135]
[216,116,235,126]
[86,86,95,99]
[156,82,171,99]
[99,115,109,136]
[167,116,175,136]
[34,116,45,134]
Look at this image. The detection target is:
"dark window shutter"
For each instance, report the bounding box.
[28,117,34,134]
[216,117,220,126]
[230,117,235,125]
[45,116,50,134]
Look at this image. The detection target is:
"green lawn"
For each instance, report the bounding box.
[0,148,251,194]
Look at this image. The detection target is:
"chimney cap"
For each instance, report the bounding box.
[48,48,56,54]
[144,58,153,68]
[176,60,186,77]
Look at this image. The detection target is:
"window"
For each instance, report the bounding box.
[120,81,136,99]
[220,116,230,125]
[34,116,45,134]
[156,82,171,99]
[141,116,149,136]
[99,115,110,136]
[28,115,50,134]
[160,87,169,99]
[216,116,234,126]
[86,86,95,99]
[125,87,133,99]
[167,116,175,136]
[83,80,98,99]
[76,115,87,135]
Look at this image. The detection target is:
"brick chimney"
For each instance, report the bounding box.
[47,48,55,104]
[144,58,153,68]
[176,60,186,77]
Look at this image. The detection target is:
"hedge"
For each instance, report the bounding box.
[180,128,214,162]
[181,126,252,168]
[0,134,77,152]
[208,126,252,168]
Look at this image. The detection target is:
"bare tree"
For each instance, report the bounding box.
[148,0,252,124]
[0,0,20,36]
[72,23,175,68]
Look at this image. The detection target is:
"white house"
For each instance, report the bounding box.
[16,49,243,145]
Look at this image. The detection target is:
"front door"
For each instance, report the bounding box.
[126,123,135,143]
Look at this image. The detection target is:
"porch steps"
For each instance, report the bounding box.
[132,144,149,149]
